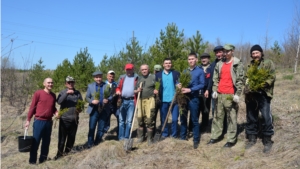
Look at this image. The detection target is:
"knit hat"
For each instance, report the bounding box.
[250,44,263,54]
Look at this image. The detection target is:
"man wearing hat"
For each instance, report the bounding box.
[153,64,162,74]
[54,76,83,160]
[244,44,275,153]
[189,53,213,135]
[115,64,139,140]
[208,44,244,148]
[103,70,119,138]
[86,71,111,147]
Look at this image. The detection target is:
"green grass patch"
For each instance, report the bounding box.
[282,74,294,80]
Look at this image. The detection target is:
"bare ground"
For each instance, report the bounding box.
[1,72,300,169]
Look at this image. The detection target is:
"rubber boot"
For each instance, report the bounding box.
[136,127,144,143]
[263,135,273,153]
[245,135,257,149]
[147,128,154,146]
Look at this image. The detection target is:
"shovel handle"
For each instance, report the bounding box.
[24,127,28,140]
[160,94,176,136]
[128,82,143,139]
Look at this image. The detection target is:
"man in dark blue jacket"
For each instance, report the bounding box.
[155,58,180,138]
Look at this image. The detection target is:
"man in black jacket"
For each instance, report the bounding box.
[54,76,83,160]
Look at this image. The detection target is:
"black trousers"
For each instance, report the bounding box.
[245,93,274,136]
[56,119,78,157]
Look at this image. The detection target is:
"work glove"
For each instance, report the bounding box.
[212,92,218,99]
[233,95,239,103]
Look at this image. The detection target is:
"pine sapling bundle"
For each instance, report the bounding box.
[93,87,100,100]
[155,78,161,104]
[75,99,85,113]
[54,108,69,128]
[176,71,191,115]
[103,85,111,99]
[246,61,270,92]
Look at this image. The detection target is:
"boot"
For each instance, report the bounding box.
[147,128,154,146]
[245,135,257,149]
[263,135,274,153]
[136,128,144,143]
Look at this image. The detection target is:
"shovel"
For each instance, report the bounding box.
[153,94,176,143]
[123,82,143,151]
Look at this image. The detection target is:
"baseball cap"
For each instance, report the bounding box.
[223,44,235,51]
[200,53,211,59]
[107,70,115,74]
[154,65,162,71]
[92,71,103,76]
[66,76,75,82]
[125,63,134,70]
[213,46,224,52]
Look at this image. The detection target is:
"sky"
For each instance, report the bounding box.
[1,0,298,70]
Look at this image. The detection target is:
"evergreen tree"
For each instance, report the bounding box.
[29,58,52,92]
[186,30,208,57]
[72,47,96,91]
[52,59,72,92]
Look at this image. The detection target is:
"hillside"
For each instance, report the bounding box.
[1,70,300,169]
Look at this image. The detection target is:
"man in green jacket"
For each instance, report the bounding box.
[244,44,275,153]
[208,44,244,148]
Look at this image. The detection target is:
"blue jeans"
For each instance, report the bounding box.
[118,99,134,140]
[180,97,200,142]
[160,102,179,137]
[88,108,109,146]
[104,108,119,135]
[29,119,53,164]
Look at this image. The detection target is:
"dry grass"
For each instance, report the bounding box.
[1,72,300,169]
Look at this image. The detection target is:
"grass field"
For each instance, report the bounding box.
[1,70,300,169]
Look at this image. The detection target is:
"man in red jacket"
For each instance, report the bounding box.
[25,78,58,164]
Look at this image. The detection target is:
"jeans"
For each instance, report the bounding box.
[118,99,134,140]
[180,97,200,142]
[160,102,179,137]
[245,93,274,136]
[104,108,119,135]
[88,108,109,146]
[29,119,53,164]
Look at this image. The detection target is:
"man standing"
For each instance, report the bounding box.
[155,58,180,139]
[135,64,157,145]
[208,44,244,148]
[244,44,275,153]
[103,70,119,138]
[25,78,58,164]
[54,76,83,160]
[86,71,110,147]
[180,52,205,149]
[209,46,224,116]
[116,63,139,140]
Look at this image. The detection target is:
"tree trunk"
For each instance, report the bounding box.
[295,34,300,74]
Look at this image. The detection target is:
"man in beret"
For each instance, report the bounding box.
[244,44,275,153]
[208,44,244,148]
[115,64,139,140]
[85,71,111,147]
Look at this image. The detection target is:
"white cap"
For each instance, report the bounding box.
[107,70,115,74]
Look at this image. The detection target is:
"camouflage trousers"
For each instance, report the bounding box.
[137,97,156,129]
[211,94,238,143]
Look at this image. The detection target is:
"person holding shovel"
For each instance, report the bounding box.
[134,64,157,145]
[155,58,180,139]
[85,71,111,148]
[54,76,83,160]
[25,78,58,164]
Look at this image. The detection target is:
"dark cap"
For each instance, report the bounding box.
[213,46,224,52]
[250,44,263,54]
[92,71,103,76]
[200,53,211,59]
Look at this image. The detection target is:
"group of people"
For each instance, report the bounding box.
[25,44,276,164]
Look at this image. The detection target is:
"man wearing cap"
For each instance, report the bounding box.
[153,64,162,74]
[189,53,213,134]
[208,44,244,148]
[25,78,58,164]
[86,71,111,147]
[155,58,180,139]
[209,46,224,116]
[115,64,139,140]
[244,44,275,153]
[103,70,119,138]
[54,76,83,160]
[180,52,205,149]
[134,64,157,145]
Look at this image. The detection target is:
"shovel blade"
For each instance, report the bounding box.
[153,132,161,143]
[123,138,133,151]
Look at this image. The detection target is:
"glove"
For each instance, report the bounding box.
[233,95,239,103]
[212,92,218,99]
